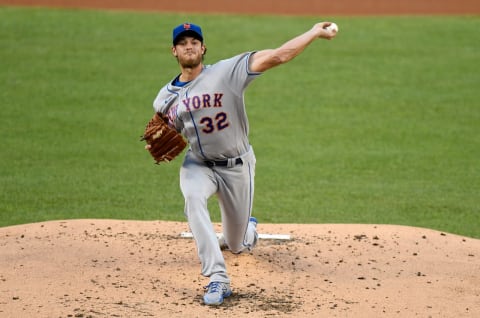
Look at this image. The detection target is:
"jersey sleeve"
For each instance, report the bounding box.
[152,83,183,130]
[153,81,182,114]
[224,52,262,95]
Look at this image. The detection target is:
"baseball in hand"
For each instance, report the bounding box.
[325,22,339,33]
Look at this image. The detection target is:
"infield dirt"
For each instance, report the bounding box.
[1,219,479,317]
[1,0,480,15]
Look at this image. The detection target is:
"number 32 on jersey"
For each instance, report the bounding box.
[200,112,229,134]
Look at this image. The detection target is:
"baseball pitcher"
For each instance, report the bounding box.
[148,21,337,305]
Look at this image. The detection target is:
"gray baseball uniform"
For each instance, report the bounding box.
[153,52,260,284]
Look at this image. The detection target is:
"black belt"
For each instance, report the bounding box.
[204,158,243,167]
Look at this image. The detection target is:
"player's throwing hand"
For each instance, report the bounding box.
[314,22,339,40]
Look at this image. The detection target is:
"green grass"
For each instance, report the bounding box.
[1,7,479,238]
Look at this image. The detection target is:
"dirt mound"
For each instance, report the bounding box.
[1,219,478,317]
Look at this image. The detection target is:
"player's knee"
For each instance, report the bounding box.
[229,247,244,254]
[183,194,208,214]
[228,242,249,254]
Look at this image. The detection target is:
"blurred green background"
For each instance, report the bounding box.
[1,7,479,238]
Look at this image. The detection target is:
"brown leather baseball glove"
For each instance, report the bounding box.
[141,113,187,164]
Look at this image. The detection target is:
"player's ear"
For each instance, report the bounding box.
[171,46,178,57]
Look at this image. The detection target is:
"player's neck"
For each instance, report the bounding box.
[179,64,204,82]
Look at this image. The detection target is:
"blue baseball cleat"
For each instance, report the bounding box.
[203,282,232,305]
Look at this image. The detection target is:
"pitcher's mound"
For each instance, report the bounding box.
[0,220,478,317]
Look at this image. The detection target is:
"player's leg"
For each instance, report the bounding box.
[216,149,258,253]
[180,151,229,283]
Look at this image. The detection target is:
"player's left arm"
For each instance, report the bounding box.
[249,22,337,73]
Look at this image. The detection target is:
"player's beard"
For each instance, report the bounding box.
[178,53,203,69]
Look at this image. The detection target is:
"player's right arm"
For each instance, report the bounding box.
[249,22,337,73]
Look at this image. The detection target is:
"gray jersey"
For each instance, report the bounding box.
[153,52,260,160]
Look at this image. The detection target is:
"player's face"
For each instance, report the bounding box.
[172,36,205,68]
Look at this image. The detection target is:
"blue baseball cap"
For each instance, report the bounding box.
[172,23,203,45]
